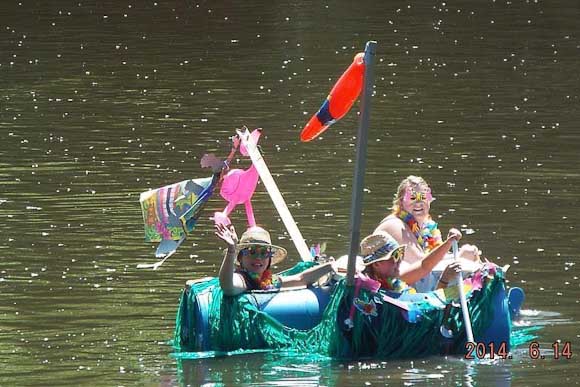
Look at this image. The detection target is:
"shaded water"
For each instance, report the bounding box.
[1,0,579,385]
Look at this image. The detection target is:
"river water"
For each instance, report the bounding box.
[1,0,579,385]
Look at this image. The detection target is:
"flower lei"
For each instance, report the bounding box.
[397,210,443,253]
[377,276,415,294]
[244,269,282,290]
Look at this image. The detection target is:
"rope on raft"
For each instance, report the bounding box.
[173,263,509,359]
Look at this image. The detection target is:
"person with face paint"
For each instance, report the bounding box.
[375,175,482,266]
[373,176,482,293]
[360,228,463,293]
[216,223,336,296]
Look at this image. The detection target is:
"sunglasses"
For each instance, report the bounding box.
[389,246,405,263]
[239,245,273,260]
[363,245,405,265]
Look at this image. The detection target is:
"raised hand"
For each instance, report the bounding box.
[215,223,238,248]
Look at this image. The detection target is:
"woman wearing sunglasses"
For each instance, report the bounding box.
[360,229,463,293]
[216,224,336,296]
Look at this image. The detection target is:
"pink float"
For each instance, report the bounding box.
[213,128,263,227]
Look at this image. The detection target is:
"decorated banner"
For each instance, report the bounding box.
[140,175,217,243]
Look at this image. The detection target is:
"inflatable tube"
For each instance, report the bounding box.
[478,282,512,350]
[256,286,333,329]
[300,53,365,142]
[189,286,333,351]
[508,287,525,319]
[178,269,524,355]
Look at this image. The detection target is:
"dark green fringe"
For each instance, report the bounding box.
[173,264,508,359]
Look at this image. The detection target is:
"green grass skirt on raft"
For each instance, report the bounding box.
[173,262,510,359]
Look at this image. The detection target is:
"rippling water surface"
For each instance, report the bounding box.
[1,0,579,385]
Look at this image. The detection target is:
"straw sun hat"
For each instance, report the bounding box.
[235,226,287,265]
[359,231,405,266]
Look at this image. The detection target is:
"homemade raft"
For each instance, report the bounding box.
[171,43,527,359]
[173,262,524,359]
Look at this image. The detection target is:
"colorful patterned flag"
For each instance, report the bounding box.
[140,175,218,249]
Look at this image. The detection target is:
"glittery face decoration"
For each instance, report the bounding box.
[403,186,434,206]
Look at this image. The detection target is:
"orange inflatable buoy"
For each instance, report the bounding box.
[300,52,365,142]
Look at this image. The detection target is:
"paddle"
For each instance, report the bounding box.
[453,240,475,344]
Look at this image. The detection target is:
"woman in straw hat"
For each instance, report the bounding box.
[375,175,482,266]
[216,224,336,296]
[360,229,463,293]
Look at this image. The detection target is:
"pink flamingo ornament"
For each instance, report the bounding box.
[213,128,262,227]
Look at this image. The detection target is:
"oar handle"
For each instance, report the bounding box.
[452,239,459,257]
[453,240,475,344]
